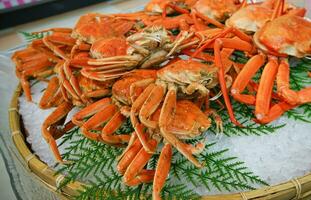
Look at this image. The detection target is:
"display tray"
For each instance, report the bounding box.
[9,86,311,200]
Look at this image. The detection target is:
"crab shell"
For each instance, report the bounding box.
[253,14,311,58]
[112,70,157,105]
[157,59,219,89]
[193,0,239,22]
[90,37,129,59]
[72,13,134,44]
[225,4,273,33]
[225,1,300,33]
[145,0,190,14]
[151,100,211,139]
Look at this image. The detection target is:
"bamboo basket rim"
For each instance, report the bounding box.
[8,84,311,200]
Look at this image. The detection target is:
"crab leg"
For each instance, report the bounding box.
[42,101,73,163]
[153,143,172,200]
[72,98,111,126]
[159,88,202,168]
[123,139,157,185]
[101,111,130,144]
[19,75,32,102]
[81,104,117,141]
[63,61,83,100]
[271,0,285,20]
[117,137,142,174]
[43,37,68,60]
[32,28,72,33]
[193,9,225,28]
[59,66,80,101]
[255,58,278,120]
[139,85,165,129]
[129,78,156,103]
[131,84,158,153]
[231,54,266,105]
[82,89,111,99]
[39,76,62,109]
[214,37,253,126]
[255,102,296,124]
[81,69,131,81]
[162,2,189,18]
[277,60,311,105]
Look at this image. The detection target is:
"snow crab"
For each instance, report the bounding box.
[12,45,57,101]
[71,70,157,144]
[192,0,241,23]
[118,100,211,200]
[240,10,311,123]
[71,13,136,44]
[226,0,300,33]
[205,0,311,124]
[81,26,197,81]
[32,28,77,60]
[145,0,194,16]
[41,56,114,163]
[129,59,232,165]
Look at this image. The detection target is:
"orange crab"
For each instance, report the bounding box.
[129,59,231,161]
[31,28,78,60]
[205,0,311,124]
[71,70,157,144]
[193,0,241,23]
[145,0,194,16]
[12,46,56,101]
[225,0,300,33]
[81,26,197,81]
[118,100,210,200]
[41,55,114,163]
[71,13,135,44]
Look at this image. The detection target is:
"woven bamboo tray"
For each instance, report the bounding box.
[9,85,311,200]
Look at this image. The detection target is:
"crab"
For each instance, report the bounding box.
[71,70,157,144]
[41,56,114,163]
[31,28,79,60]
[225,0,301,33]
[128,59,232,163]
[204,0,311,124]
[71,13,136,44]
[80,26,197,81]
[145,0,193,16]
[12,46,56,101]
[192,0,241,23]
[118,100,211,200]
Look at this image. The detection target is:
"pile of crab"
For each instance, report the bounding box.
[12,0,311,199]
